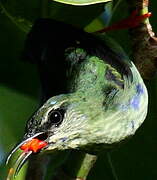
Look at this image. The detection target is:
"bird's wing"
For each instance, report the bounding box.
[22,18,133,100]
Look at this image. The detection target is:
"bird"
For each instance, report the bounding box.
[6,18,148,178]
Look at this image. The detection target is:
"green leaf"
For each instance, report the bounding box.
[51,0,111,6]
[84,1,113,32]
[48,2,106,27]
[0,2,32,33]
[0,0,109,31]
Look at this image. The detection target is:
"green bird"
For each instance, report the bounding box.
[6,19,148,177]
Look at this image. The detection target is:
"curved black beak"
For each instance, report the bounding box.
[6,132,47,179]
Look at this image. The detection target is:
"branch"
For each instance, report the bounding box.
[126,0,157,79]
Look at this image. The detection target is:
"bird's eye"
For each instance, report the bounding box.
[48,109,64,126]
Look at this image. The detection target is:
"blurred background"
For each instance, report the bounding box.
[0,0,157,179]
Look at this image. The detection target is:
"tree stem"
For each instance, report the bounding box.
[75,153,97,179]
[126,0,157,79]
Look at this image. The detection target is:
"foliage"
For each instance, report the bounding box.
[51,0,111,5]
[0,0,157,179]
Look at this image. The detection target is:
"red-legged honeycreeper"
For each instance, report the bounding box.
[6,19,148,177]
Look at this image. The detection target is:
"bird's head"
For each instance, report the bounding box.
[25,94,92,151]
[6,93,100,177]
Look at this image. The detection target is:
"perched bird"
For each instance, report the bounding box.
[6,19,148,178]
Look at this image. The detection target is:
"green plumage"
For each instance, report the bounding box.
[32,46,147,153]
[23,19,148,152]
[6,19,148,176]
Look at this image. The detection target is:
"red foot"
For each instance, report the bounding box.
[96,10,152,33]
[20,138,48,153]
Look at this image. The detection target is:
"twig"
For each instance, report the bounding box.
[74,153,97,179]
[126,0,157,79]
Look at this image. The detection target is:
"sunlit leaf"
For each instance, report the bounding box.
[51,0,111,5]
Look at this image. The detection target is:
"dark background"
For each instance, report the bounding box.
[0,0,157,179]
